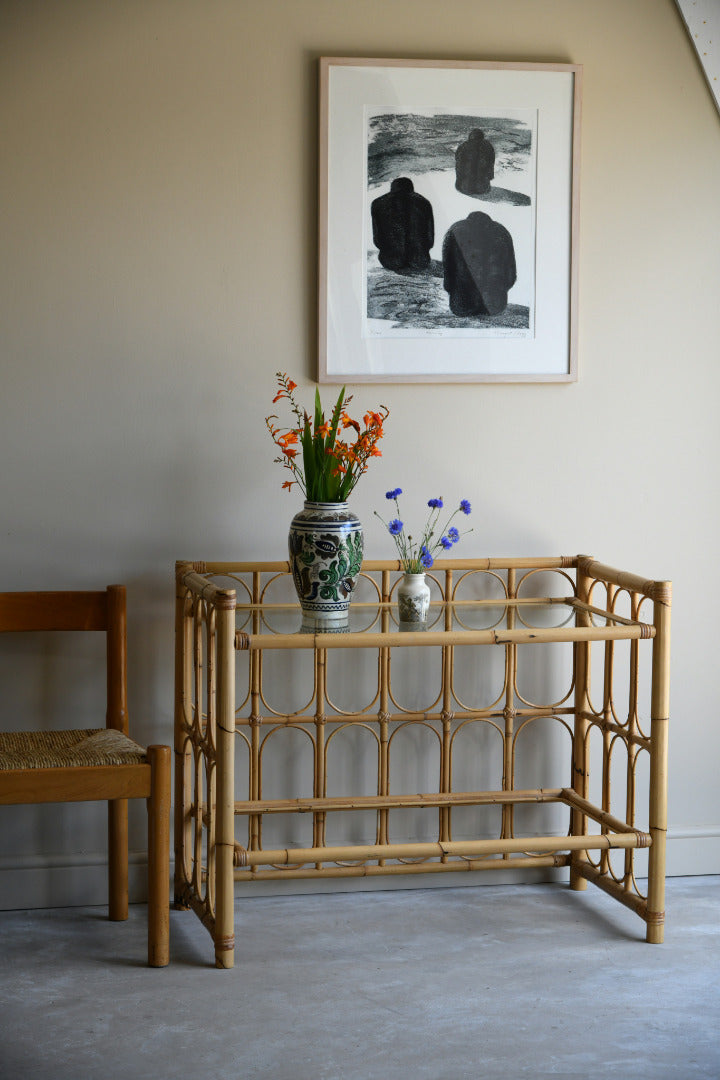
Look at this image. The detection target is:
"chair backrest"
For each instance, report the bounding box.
[0,586,128,734]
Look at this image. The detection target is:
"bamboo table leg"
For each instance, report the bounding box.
[570,561,592,891]
[646,582,671,943]
[214,595,236,968]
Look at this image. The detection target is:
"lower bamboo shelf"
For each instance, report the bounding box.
[174,556,671,968]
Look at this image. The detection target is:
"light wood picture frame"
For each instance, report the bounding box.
[318,58,582,384]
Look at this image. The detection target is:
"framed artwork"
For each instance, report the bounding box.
[318,58,582,383]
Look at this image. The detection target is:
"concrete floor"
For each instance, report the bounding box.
[0,876,717,1080]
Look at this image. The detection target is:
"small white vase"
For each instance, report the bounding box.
[397,572,431,624]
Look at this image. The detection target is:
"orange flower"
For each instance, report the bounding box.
[342,414,361,436]
[267,372,388,498]
[364,410,384,429]
[272,377,298,404]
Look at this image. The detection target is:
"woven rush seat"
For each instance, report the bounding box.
[0,729,148,771]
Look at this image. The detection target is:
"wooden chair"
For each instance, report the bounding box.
[0,585,170,966]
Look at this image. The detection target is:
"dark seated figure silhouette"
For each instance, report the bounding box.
[371,177,434,272]
[455,129,495,196]
[442,211,517,317]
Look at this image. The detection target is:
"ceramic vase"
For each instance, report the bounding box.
[397,572,431,625]
[288,501,364,628]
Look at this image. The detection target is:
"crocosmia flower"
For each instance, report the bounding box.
[266,372,388,500]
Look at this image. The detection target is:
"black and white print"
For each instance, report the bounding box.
[365,108,536,338]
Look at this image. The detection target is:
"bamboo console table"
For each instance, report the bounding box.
[174,556,671,968]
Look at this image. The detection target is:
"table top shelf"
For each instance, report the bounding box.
[178,557,661,650]
[232,596,655,649]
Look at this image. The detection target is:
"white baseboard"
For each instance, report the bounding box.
[0,852,150,912]
[665,826,720,877]
[0,828,717,910]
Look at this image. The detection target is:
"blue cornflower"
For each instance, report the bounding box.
[460,499,471,515]
[447,527,460,543]
[386,488,402,500]
[428,497,443,509]
[420,545,434,569]
[388,519,403,535]
[440,536,453,550]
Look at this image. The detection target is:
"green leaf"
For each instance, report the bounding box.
[314,387,323,433]
[328,386,345,450]
[301,419,315,496]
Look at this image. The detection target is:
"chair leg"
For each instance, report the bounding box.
[147,745,171,967]
[108,798,129,921]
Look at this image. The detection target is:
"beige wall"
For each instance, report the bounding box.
[1,0,718,906]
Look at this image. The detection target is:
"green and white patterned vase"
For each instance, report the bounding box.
[288,501,364,629]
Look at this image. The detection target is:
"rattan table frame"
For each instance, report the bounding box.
[174,556,671,969]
